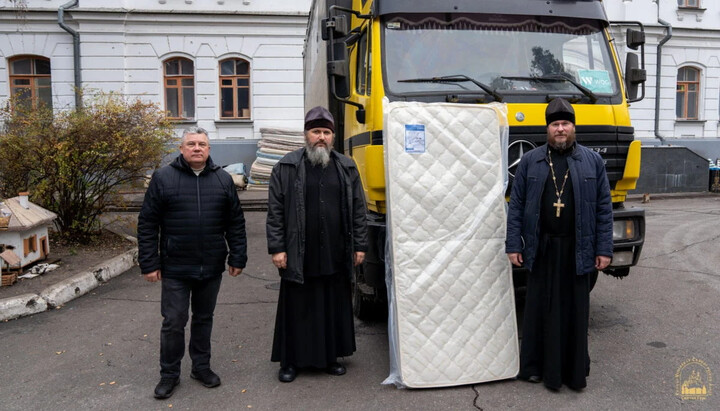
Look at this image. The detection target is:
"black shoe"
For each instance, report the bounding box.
[325,362,346,376]
[518,374,541,383]
[154,377,179,399]
[278,365,297,383]
[190,369,221,388]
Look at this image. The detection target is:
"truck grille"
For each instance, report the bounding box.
[509,125,634,189]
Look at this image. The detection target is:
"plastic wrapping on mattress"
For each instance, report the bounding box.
[381,100,518,388]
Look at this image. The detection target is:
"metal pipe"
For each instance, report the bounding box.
[58,0,81,109]
[654,16,672,145]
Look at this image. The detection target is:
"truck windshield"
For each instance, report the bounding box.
[383,14,620,100]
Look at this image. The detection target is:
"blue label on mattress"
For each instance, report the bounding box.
[404,124,426,154]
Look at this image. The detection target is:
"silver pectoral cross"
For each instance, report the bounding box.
[553,200,565,217]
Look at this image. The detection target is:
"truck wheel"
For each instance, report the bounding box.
[352,263,372,320]
[588,270,598,292]
[352,263,386,321]
[352,280,372,320]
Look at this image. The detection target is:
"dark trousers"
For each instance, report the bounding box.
[160,275,222,378]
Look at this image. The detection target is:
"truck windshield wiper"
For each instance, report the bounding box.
[501,74,598,103]
[398,74,503,102]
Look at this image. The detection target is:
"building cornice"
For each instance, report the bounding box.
[0,9,309,34]
[63,10,307,26]
[0,8,309,17]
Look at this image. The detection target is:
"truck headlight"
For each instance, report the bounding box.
[613,219,636,241]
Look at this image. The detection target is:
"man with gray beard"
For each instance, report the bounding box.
[266,106,368,383]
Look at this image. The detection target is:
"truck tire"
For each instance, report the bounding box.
[352,262,386,321]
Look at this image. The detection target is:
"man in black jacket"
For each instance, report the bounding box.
[507,99,612,391]
[266,106,368,383]
[138,127,247,399]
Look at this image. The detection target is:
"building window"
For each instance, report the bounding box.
[9,56,52,110]
[677,0,700,8]
[676,67,700,120]
[164,58,195,119]
[219,58,251,119]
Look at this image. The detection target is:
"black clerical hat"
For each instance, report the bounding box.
[304,106,335,132]
[545,98,575,125]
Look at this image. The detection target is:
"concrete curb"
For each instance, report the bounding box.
[0,293,48,321]
[627,191,719,201]
[0,248,138,322]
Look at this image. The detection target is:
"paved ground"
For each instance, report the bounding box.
[0,195,719,410]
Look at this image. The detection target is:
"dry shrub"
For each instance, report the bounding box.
[0,92,177,242]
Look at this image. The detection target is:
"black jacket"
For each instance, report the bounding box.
[138,155,247,279]
[266,148,368,284]
[506,143,613,274]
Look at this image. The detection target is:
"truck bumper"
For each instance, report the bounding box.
[513,205,646,284]
[605,205,645,275]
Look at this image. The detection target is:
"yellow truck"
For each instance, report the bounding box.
[304,0,646,319]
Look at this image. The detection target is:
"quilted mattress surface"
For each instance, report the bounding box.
[383,101,518,388]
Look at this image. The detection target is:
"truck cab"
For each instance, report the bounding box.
[305,0,646,318]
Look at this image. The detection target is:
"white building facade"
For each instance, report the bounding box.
[0,0,312,155]
[2,1,720,162]
[604,0,720,159]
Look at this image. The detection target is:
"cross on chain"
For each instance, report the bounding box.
[548,150,570,218]
[553,199,565,217]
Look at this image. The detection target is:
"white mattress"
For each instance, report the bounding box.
[383,101,519,388]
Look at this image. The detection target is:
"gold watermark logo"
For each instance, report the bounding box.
[675,358,712,400]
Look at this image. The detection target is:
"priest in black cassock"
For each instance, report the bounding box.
[506,98,613,391]
[266,106,368,383]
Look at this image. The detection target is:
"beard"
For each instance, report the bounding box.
[548,130,576,152]
[306,141,332,167]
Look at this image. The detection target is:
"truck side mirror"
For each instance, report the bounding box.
[328,42,350,98]
[320,8,366,124]
[321,16,348,41]
[624,53,646,101]
[626,28,645,50]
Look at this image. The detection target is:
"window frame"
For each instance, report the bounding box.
[676,66,700,120]
[677,0,700,8]
[8,55,52,110]
[23,234,37,257]
[218,58,251,120]
[163,57,195,120]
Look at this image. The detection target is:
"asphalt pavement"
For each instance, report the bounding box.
[0,193,719,410]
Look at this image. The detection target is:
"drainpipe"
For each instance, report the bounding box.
[654,14,672,145]
[58,0,81,109]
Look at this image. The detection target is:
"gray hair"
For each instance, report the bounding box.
[182,127,209,141]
